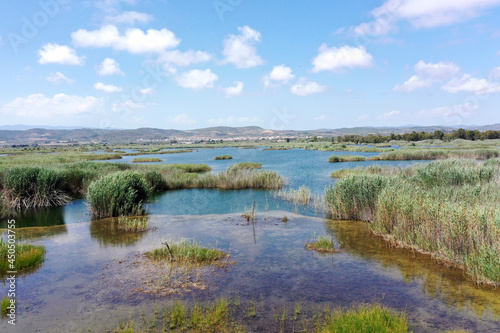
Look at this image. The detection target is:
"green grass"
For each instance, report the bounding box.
[0,240,46,271]
[146,240,228,264]
[325,159,500,285]
[315,304,409,333]
[87,171,150,218]
[130,157,163,163]
[194,169,284,189]
[262,147,291,150]
[328,155,366,162]
[1,297,10,316]
[214,155,233,160]
[115,216,149,232]
[227,162,262,172]
[331,165,404,178]
[368,148,499,161]
[122,149,194,156]
[275,185,312,205]
[305,235,339,253]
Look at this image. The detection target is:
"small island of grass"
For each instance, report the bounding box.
[214,155,233,160]
[328,155,366,163]
[227,162,262,172]
[305,235,340,253]
[0,240,46,271]
[146,240,229,264]
[131,157,163,163]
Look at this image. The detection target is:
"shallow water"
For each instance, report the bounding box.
[1,148,498,332]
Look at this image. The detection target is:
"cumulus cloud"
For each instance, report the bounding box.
[224,81,244,98]
[394,61,461,92]
[94,82,123,93]
[312,45,373,72]
[47,72,73,84]
[72,25,180,54]
[38,43,85,65]
[175,69,218,90]
[378,110,400,118]
[157,49,212,67]
[222,26,264,68]
[1,94,102,118]
[351,0,500,37]
[166,113,197,125]
[290,78,326,96]
[263,65,295,88]
[104,11,153,25]
[96,58,124,76]
[208,116,260,125]
[441,74,500,94]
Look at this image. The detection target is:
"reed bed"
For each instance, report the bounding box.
[194,169,284,189]
[227,162,262,172]
[275,185,312,205]
[331,165,404,178]
[1,297,9,316]
[122,149,193,156]
[146,240,228,264]
[214,155,233,160]
[325,159,500,285]
[130,157,163,163]
[0,240,46,271]
[369,148,499,161]
[328,155,366,162]
[115,216,149,232]
[305,235,339,253]
[87,171,150,218]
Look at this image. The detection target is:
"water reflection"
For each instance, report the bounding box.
[328,220,500,318]
[90,216,150,247]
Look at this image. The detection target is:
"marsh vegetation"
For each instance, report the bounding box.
[214,155,233,160]
[146,240,229,264]
[0,240,45,271]
[131,157,163,163]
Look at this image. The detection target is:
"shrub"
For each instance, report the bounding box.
[87,171,150,218]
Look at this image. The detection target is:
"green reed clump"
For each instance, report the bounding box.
[0,194,9,219]
[146,240,228,264]
[331,165,404,178]
[142,171,168,192]
[214,155,233,160]
[369,148,499,161]
[325,174,390,221]
[328,155,366,162]
[315,304,409,333]
[1,297,10,316]
[87,171,150,218]
[195,169,284,189]
[0,240,46,271]
[275,185,312,205]
[130,157,163,163]
[227,162,262,172]
[115,216,149,232]
[1,167,70,210]
[305,235,339,253]
[325,159,500,285]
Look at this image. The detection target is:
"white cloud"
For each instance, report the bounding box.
[112,100,145,112]
[1,94,102,118]
[312,45,373,72]
[38,43,85,65]
[224,81,244,98]
[72,25,180,54]
[222,26,264,68]
[351,0,500,37]
[47,72,73,84]
[489,67,500,80]
[394,61,461,92]
[418,103,479,119]
[314,115,328,122]
[208,116,260,125]
[166,113,197,125]
[157,49,212,67]
[104,11,153,25]
[378,110,400,119]
[139,88,155,95]
[442,74,500,94]
[175,69,218,90]
[96,58,124,76]
[94,82,123,93]
[290,78,326,96]
[263,65,295,88]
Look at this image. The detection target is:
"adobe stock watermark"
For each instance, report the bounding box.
[269,106,296,130]
[100,64,170,130]
[7,0,69,54]
[213,0,243,21]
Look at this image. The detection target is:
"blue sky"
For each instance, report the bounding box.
[1,0,500,130]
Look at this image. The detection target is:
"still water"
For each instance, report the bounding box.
[1,148,499,332]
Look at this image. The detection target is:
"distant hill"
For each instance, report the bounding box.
[0,124,499,145]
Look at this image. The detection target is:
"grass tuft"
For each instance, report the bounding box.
[214,155,233,160]
[130,157,163,163]
[305,235,340,253]
[328,155,366,163]
[227,162,262,172]
[0,240,46,271]
[146,240,228,264]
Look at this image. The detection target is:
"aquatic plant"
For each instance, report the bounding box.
[275,185,312,205]
[316,304,409,333]
[331,165,404,178]
[146,240,228,264]
[130,157,163,163]
[0,240,46,271]
[227,162,262,172]
[87,171,150,218]
[1,297,10,316]
[115,216,149,232]
[305,235,339,253]
[214,155,233,160]
[328,155,366,162]
[368,148,499,161]
[142,171,168,192]
[194,169,284,189]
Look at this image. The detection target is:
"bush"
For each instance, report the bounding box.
[87,171,150,218]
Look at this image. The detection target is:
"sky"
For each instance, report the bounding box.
[1,0,500,130]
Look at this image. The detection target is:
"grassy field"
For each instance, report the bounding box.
[368,148,499,161]
[328,155,366,162]
[325,159,500,285]
[130,157,163,163]
[227,162,262,172]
